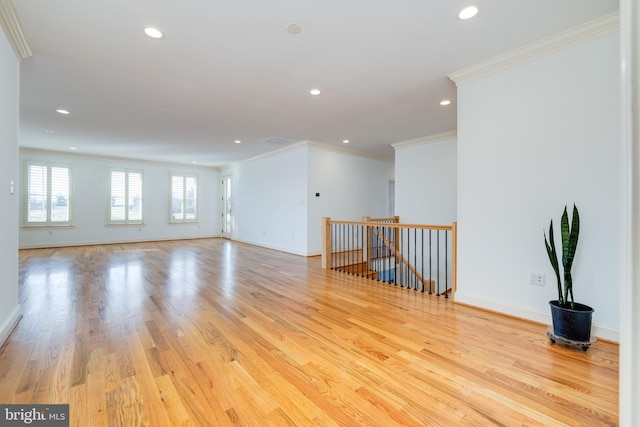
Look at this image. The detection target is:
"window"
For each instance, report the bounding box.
[109,168,143,224]
[25,162,72,225]
[170,174,198,222]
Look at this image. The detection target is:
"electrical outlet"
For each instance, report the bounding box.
[529,272,545,286]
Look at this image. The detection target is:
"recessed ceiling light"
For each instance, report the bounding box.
[234,140,242,144]
[440,99,452,106]
[144,27,163,39]
[69,146,77,150]
[287,23,302,35]
[458,5,479,20]
[56,109,70,115]
[342,140,349,144]
[310,89,321,96]
[45,129,55,133]
[192,161,197,164]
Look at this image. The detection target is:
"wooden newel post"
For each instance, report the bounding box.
[362,217,371,272]
[451,221,457,298]
[321,217,331,269]
[362,221,372,271]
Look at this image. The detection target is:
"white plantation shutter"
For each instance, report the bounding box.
[27,164,47,223]
[128,171,143,221]
[51,166,70,223]
[185,176,197,220]
[26,162,72,225]
[170,174,198,222]
[110,170,126,222]
[109,168,144,223]
[171,175,184,220]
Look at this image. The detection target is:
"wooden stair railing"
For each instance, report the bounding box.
[368,225,435,293]
[322,217,457,297]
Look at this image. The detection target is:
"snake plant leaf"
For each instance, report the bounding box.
[557,204,579,308]
[566,205,579,308]
[544,221,563,305]
[566,205,580,268]
[561,205,570,267]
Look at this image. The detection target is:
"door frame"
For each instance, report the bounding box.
[221,175,233,239]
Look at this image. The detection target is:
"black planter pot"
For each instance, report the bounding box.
[549,300,594,342]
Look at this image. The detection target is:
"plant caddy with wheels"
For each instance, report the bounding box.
[544,204,595,351]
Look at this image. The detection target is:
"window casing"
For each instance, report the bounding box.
[170,174,198,222]
[108,168,143,224]
[25,162,72,226]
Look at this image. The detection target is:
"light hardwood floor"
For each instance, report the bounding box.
[1,239,618,426]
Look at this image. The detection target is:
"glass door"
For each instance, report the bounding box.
[221,175,233,238]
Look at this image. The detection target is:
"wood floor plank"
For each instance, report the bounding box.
[86,370,108,426]
[153,374,192,427]
[69,383,88,427]
[0,238,618,426]
[105,377,146,427]
[159,333,232,425]
[137,334,182,423]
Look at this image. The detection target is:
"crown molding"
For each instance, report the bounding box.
[0,0,31,60]
[19,147,220,171]
[448,12,619,86]
[226,139,392,168]
[391,130,457,151]
[305,140,391,163]
[227,140,308,167]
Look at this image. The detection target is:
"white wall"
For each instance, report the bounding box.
[223,142,394,256]
[0,28,21,345]
[19,150,220,248]
[230,145,309,255]
[307,144,394,254]
[455,33,620,340]
[394,135,457,225]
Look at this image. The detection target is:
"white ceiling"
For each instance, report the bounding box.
[13,0,618,167]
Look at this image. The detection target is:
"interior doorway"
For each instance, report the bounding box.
[221,175,233,238]
[388,179,395,217]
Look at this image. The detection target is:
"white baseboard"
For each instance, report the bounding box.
[18,234,220,249]
[232,238,309,257]
[0,305,22,347]
[455,293,619,343]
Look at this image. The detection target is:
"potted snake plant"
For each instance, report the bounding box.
[544,204,594,347]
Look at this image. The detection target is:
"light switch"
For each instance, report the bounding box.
[10,180,14,194]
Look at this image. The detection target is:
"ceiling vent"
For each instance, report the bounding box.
[262,137,293,146]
